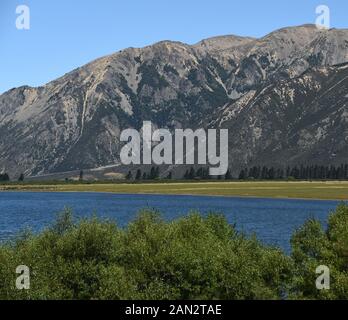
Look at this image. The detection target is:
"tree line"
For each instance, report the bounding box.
[127,163,348,181]
[2,164,348,183]
[126,167,164,181]
[237,164,348,180]
[126,164,348,181]
[0,173,24,182]
[0,173,10,182]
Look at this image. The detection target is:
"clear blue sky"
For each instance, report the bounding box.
[1,0,347,94]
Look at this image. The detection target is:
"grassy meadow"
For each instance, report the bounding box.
[1,181,348,200]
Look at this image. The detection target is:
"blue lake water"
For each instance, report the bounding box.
[0,192,342,253]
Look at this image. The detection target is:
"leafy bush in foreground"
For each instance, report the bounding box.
[290,203,348,299]
[0,205,347,300]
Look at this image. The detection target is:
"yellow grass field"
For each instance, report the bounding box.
[1,181,348,200]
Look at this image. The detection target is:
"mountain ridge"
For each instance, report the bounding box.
[1,24,348,178]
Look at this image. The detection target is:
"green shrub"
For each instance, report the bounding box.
[290,203,348,299]
[0,205,347,300]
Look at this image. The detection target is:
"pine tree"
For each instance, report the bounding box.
[268,167,275,180]
[261,166,268,180]
[188,167,195,179]
[196,168,204,179]
[203,168,210,180]
[135,169,142,180]
[238,169,246,180]
[126,171,133,180]
[0,173,10,182]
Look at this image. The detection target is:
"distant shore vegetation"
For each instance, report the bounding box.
[0,204,347,300]
[1,163,348,184]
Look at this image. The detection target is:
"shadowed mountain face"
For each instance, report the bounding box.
[1,24,348,177]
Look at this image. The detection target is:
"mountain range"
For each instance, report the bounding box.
[1,24,348,179]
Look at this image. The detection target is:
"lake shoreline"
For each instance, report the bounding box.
[0,188,345,202]
[1,181,348,201]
